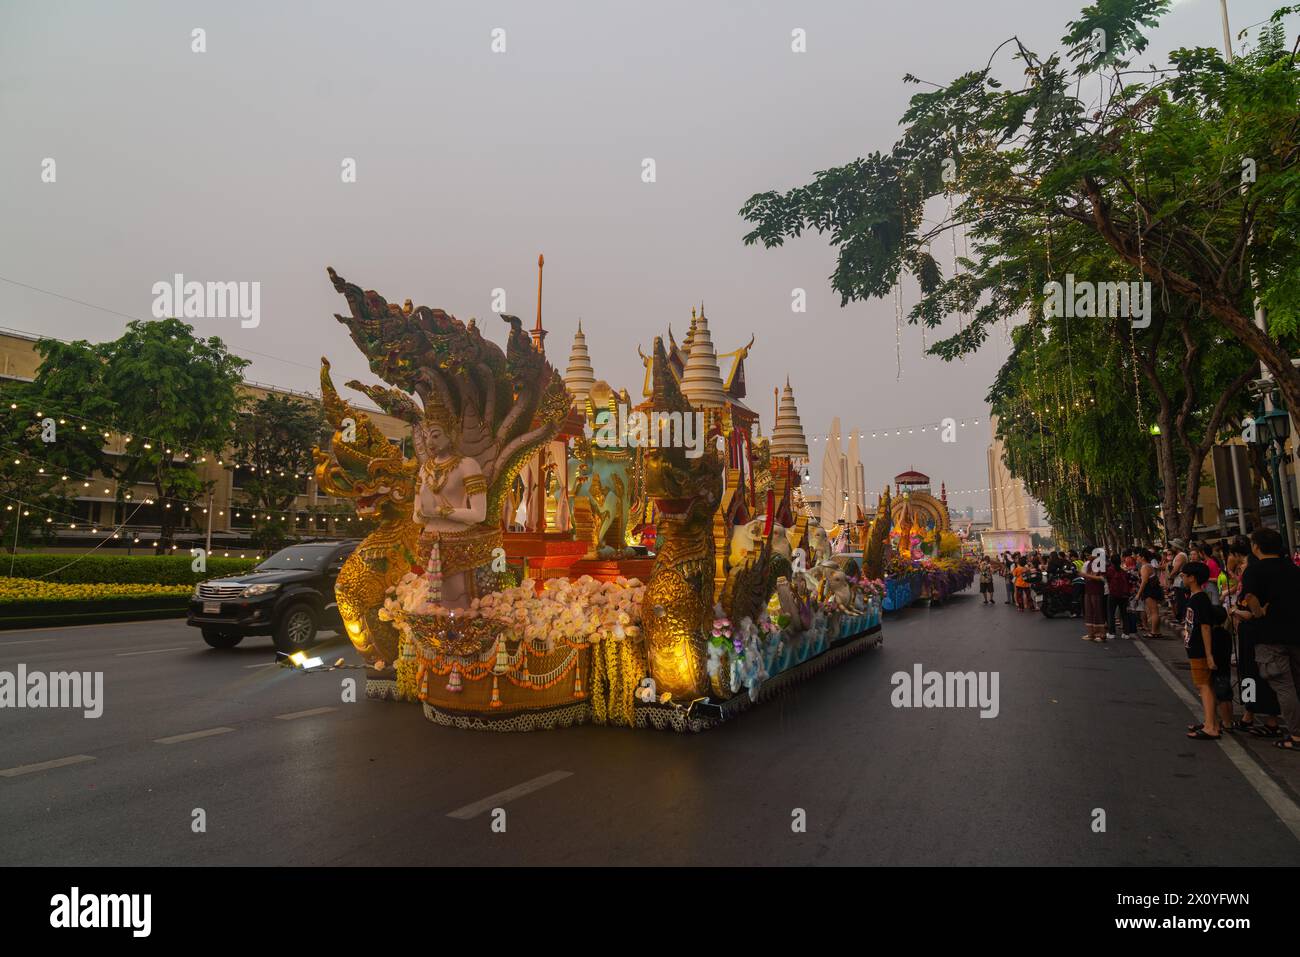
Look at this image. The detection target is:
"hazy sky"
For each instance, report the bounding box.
[0,0,1281,517]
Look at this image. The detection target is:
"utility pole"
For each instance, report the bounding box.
[204,491,213,555]
[9,500,19,576]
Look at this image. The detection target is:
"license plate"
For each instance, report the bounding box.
[203,602,221,615]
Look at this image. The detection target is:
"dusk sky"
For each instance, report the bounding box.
[0,0,1278,518]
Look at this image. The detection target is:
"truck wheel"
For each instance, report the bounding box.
[274,603,318,653]
[202,628,243,649]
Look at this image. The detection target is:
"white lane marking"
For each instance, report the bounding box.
[244,662,277,669]
[0,619,183,635]
[0,754,96,777]
[274,707,337,720]
[115,647,187,657]
[1135,639,1300,842]
[446,771,574,820]
[0,639,57,647]
[154,727,235,744]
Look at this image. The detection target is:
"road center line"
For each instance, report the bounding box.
[1134,639,1300,843]
[243,662,277,669]
[446,770,575,820]
[154,727,235,744]
[0,638,57,647]
[275,707,337,720]
[0,754,96,777]
[115,647,187,657]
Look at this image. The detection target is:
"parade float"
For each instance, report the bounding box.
[312,262,886,732]
[878,469,976,608]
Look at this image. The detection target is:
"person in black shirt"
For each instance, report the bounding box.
[1241,528,1300,753]
[1182,562,1224,740]
[1227,535,1282,735]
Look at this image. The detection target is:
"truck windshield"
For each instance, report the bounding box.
[256,546,334,571]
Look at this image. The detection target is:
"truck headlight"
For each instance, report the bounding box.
[242,583,281,597]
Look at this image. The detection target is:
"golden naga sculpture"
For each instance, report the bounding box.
[312,357,420,664]
[320,267,569,660]
[641,337,724,701]
[863,485,892,580]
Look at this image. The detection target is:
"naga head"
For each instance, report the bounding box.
[643,337,722,523]
[312,358,417,522]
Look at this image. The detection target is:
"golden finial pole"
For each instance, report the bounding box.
[532,253,547,353]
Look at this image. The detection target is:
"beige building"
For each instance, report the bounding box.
[0,330,410,555]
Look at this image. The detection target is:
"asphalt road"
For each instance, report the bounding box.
[2,590,1297,866]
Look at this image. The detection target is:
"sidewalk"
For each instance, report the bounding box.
[1139,626,1300,805]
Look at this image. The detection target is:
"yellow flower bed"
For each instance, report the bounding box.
[0,577,192,604]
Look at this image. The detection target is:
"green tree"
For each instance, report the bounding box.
[36,319,248,553]
[990,319,1162,547]
[231,393,324,553]
[742,2,1300,383]
[740,0,1290,539]
[0,379,104,553]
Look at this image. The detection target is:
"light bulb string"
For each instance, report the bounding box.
[0,439,352,524]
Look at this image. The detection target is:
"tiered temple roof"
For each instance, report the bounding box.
[563,321,596,408]
[770,377,809,460]
[678,307,728,408]
[640,307,755,416]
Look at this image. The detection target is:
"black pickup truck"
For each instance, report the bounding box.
[187,540,358,652]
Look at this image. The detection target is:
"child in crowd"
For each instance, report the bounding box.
[1182,561,1231,741]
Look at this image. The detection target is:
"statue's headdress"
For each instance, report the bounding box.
[422,399,460,441]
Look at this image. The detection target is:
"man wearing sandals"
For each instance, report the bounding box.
[1241,528,1300,754]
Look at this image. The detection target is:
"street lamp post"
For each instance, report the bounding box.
[1253,404,1293,553]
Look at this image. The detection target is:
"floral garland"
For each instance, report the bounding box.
[378,572,650,713]
[379,573,646,650]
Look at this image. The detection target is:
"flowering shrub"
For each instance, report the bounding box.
[0,577,192,604]
[3,555,258,585]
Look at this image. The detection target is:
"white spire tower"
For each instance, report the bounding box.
[770,377,809,460]
[679,305,728,408]
[563,321,597,408]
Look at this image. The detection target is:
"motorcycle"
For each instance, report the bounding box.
[1033,572,1083,618]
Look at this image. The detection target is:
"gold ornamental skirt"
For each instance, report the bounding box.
[416,523,502,589]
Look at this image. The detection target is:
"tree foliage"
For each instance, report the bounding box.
[33,319,248,552]
[741,0,1300,543]
[231,393,324,552]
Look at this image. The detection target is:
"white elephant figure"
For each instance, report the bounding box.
[728,516,792,568]
[808,524,832,565]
